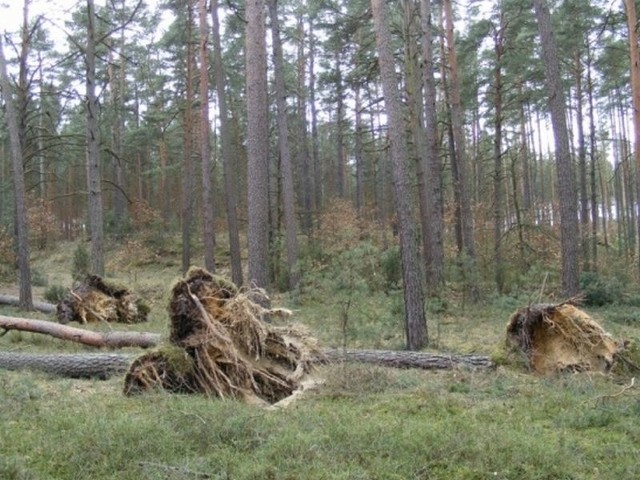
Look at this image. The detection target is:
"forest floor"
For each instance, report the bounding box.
[1,240,639,479]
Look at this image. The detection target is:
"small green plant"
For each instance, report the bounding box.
[43,285,67,304]
[380,246,401,291]
[30,269,48,287]
[72,244,90,281]
[579,272,623,306]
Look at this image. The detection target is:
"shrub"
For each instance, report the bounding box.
[44,285,67,304]
[579,272,623,306]
[30,269,48,287]
[72,244,90,281]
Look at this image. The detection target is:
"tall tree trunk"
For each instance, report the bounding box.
[443,0,477,300]
[354,84,365,213]
[532,0,580,296]
[420,0,444,291]
[371,0,427,350]
[586,41,599,267]
[0,36,32,310]
[625,0,640,275]
[181,1,196,274]
[211,0,242,286]
[308,17,321,220]
[268,0,300,292]
[492,17,505,294]
[574,51,590,271]
[86,0,105,277]
[246,0,270,292]
[295,13,313,234]
[198,0,216,273]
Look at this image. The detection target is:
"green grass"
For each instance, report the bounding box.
[1,240,640,479]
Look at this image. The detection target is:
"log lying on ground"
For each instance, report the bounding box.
[0,315,161,348]
[0,349,494,379]
[324,348,494,370]
[0,352,134,379]
[0,294,56,314]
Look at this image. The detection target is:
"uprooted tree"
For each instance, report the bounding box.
[56,275,149,324]
[505,300,624,374]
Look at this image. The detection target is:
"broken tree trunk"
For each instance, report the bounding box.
[0,349,494,379]
[0,294,56,314]
[0,315,161,348]
[0,352,133,379]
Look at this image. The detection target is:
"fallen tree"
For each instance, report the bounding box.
[506,300,623,374]
[0,315,161,348]
[0,349,494,379]
[0,352,133,379]
[0,294,56,314]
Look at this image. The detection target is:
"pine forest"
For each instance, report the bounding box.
[2,0,640,347]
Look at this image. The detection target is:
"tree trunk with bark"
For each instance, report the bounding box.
[533,0,580,296]
[181,1,196,274]
[0,315,161,348]
[199,0,216,273]
[211,0,242,287]
[268,0,300,292]
[0,349,493,379]
[0,352,133,379]
[86,0,105,277]
[420,0,445,292]
[625,0,640,275]
[371,0,427,350]
[0,36,32,310]
[246,0,271,292]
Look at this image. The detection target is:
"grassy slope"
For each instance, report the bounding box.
[1,242,639,479]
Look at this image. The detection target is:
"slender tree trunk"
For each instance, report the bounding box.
[181,1,196,274]
[198,0,216,273]
[625,0,640,275]
[420,0,444,291]
[308,17,321,220]
[493,18,505,293]
[0,36,32,310]
[268,0,300,292]
[574,51,590,271]
[586,41,599,267]
[371,0,427,350]
[532,0,580,296]
[211,0,242,286]
[443,0,477,300]
[354,84,365,213]
[86,0,105,277]
[295,14,313,234]
[246,0,270,292]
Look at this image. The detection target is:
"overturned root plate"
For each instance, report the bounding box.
[124,267,324,405]
[506,301,622,375]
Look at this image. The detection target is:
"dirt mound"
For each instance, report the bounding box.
[506,301,621,375]
[56,275,149,324]
[123,267,324,405]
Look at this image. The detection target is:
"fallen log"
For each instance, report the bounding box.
[0,294,56,314]
[0,349,494,379]
[0,352,133,379]
[0,315,161,349]
[324,348,494,370]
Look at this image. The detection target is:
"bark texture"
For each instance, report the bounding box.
[0,352,133,379]
[371,0,427,349]
[0,349,493,379]
[0,315,160,348]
